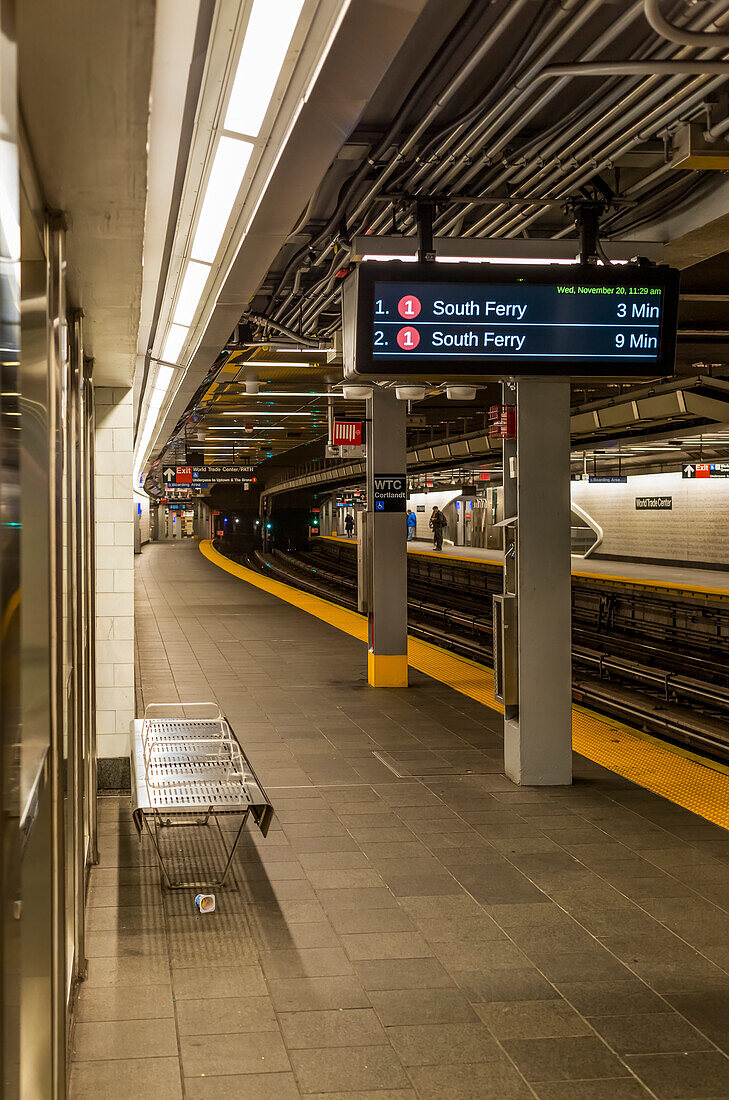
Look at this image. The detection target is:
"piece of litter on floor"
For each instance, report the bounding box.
[194,893,216,913]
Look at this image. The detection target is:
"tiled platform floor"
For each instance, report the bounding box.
[70,541,729,1098]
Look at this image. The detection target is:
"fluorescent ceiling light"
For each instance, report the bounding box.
[218,410,313,417]
[191,137,254,263]
[226,388,336,396]
[0,142,20,261]
[156,365,175,390]
[173,261,211,326]
[161,323,189,364]
[224,0,305,138]
[230,361,323,368]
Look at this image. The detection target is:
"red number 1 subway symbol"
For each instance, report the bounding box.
[398,294,421,319]
[397,326,420,350]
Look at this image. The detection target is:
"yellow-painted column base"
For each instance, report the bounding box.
[368,651,409,688]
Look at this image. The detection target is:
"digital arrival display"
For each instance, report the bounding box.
[342,261,680,381]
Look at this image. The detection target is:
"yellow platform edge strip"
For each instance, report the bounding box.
[200,540,729,830]
[319,534,729,600]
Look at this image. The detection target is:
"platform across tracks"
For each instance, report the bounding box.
[321,534,729,601]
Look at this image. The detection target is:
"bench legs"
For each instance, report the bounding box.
[142,808,250,890]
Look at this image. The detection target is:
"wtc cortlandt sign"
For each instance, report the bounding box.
[372,474,407,513]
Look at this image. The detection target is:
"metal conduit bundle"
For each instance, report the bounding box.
[263,0,729,341]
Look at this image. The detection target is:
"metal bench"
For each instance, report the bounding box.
[130,702,274,889]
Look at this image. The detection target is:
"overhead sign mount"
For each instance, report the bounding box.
[343,261,679,382]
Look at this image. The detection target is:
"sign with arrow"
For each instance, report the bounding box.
[683,463,729,479]
[161,465,255,485]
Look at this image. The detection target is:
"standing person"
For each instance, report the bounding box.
[406,509,417,542]
[429,506,447,551]
[344,512,355,538]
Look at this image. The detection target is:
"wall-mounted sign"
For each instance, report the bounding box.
[683,462,729,479]
[589,476,627,484]
[635,496,672,509]
[372,474,406,512]
[343,261,679,382]
[416,505,426,513]
[332,420,362,446]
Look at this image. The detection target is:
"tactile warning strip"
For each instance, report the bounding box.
[200,540,729,830]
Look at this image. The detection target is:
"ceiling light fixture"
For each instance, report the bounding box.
[225,388,340,397]
[224,0,306,138]
[133,364,179,487]
[218,410,313,417]
[173,261,212,326]
[161,324,189,365]
[191,137,255,263]
[204,426,288,432]
[230,361,323,368]
[139,0,352,484]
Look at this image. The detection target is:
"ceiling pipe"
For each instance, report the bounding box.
[704,114,729,141]
[269,0,520,315]
[243,310,322,347]
[283,3,728,326]
[466,67,729,240]
[288,0,717,321]
[274,2,729,339]
[644,0,729,49]
[521,61,729,88]
[409,0,612,196]
[274,0,533,315]
[362,0,728,241]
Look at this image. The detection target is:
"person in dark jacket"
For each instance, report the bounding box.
[429,506,447,550]
[344,512,355,537]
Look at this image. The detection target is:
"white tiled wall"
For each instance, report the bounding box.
[95,387,134,760]
[571,472,729,565]
[406,489,462,539]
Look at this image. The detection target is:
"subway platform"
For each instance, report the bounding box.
[70,541,729,1098]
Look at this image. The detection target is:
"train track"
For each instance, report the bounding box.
[237,541,729,764]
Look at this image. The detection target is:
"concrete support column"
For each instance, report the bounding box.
[504,381,572,785]
[366,387,408,687]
